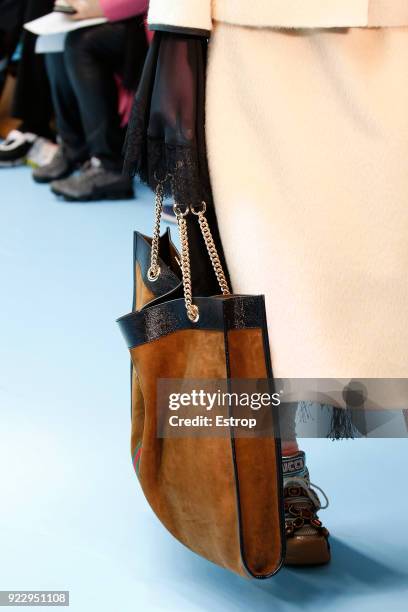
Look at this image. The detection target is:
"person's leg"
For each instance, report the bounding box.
[32,52,88,183]
[44,52,87,162]
[279,403,300,456]
[11,0,55,139]
[63,24,127,170]
[50,24,134,201]
[0,16,24,97]
[0,0,53,167]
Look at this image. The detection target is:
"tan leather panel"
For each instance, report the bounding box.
[130,330,245,575]
[227,328,283,576]
[130,367,145,458]
[131,261,156,458]
[135,262,155,311]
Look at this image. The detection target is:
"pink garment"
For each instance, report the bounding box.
[99,0,152,126]
[100,0,148,22]
[115,75,134,126]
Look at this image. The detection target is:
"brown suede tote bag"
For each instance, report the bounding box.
[117,181,285,579]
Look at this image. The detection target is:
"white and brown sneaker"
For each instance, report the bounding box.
[283,451,331,566]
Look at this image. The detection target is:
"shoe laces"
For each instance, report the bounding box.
[284,476,329,511]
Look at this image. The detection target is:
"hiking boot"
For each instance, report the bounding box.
[283,451,331,566]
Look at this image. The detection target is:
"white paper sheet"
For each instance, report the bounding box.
[35,33,67,54]
[24,12,107,36]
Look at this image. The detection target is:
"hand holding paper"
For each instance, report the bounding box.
[25,12,107,36]
[65,0,105,20]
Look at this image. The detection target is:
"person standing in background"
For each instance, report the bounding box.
[0,0,26,97]
[0,0,56,167]
[33,0,148,201]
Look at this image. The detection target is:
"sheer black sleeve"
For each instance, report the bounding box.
[123,30,231,296]
[123,31,211,208]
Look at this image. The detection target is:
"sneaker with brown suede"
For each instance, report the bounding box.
[283,451,331,566]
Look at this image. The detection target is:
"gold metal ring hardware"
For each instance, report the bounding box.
[173,203,189,218]
[187,304,200,323]
[190,201,207,215]
[147,265,161,282]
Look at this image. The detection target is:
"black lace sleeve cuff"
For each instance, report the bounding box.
[123,32,211,207]
[123,30,232,298]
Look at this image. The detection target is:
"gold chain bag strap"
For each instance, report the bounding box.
[147,176,230,321]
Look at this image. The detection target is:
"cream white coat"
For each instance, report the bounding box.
[148,0,408,30]
[147,2,408,380]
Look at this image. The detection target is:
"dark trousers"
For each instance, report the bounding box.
[9,0,55,138]
[0,0,26,63]
[0,0,26,30]
[45,23,129,169]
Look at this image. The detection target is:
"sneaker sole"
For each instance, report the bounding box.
[33,169,73,184]
[0,157,27,168]
[284,535,331,566]
[51,186,134,202]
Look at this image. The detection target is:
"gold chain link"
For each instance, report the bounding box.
[195,207,231,295]
[176,210,200,323]
[148,183,230,321]
[147,181,164,282]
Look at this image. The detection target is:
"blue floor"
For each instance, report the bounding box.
[0,166,407,612]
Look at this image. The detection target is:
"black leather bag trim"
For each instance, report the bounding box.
[130,229,181,418]
[134,231,181,300]
[230,298,286,579]
[117,294,266,349]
